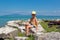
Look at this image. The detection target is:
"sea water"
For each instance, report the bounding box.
[0,14,60,27]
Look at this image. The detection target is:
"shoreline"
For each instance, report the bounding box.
[0,18,60,27]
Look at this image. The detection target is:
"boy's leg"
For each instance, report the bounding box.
[25,26,31,36]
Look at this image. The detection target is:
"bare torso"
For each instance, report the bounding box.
[30,17,37,27]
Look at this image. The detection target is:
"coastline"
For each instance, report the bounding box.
[0,14,60,27]
[0,18,60,27]
[0,18,60,40]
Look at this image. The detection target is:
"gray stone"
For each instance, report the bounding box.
[35,32,60,40]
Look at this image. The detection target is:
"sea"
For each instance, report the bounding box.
[0,14,60,27]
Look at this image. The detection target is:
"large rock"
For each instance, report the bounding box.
[35,32,60,40]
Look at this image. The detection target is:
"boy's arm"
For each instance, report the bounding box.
[35,18,38,27]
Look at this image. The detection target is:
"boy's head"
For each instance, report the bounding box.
[32,11,36,18]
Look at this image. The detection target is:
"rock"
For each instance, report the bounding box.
[44,32,60,40]
[35,32,60,40]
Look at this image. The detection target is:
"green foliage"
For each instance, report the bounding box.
[18,32,25,37]
[40,21,60,32]
[18,32,35,40]
[27,34,35,40]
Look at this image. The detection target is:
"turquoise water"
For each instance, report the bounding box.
[0,14,60,27]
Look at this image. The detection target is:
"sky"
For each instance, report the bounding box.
[0,0,60,16]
